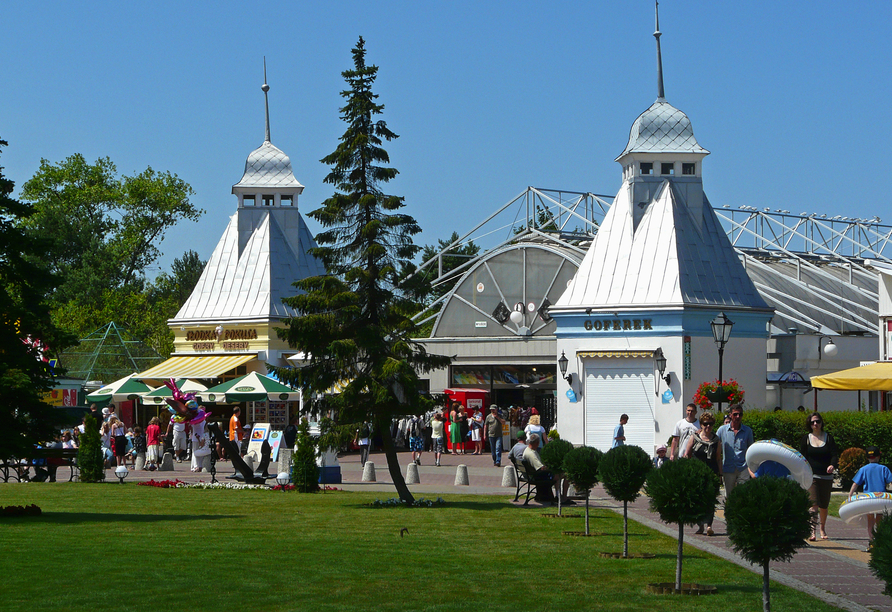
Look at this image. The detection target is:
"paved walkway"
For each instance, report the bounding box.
[27,449,892,611]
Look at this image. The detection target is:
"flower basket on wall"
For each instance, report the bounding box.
[693,380,745,410]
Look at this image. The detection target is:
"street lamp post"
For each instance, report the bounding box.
[710,312,735,415]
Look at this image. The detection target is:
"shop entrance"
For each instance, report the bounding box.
[583,358,655,453]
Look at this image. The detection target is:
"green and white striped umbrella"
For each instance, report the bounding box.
[200,372,300,403]
[141,379,208,406]
[86,374,155,406]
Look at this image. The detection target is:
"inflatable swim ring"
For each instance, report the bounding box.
[745,439,813,489]
[838,492,892,527]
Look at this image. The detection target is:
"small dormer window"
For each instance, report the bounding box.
[262,194,275,207]
[640,162,653,176]
[280,195,293,207]
[661,163,674,176]
[243,195,255,207]
[682,163,696,176]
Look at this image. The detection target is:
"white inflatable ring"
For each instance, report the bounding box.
[745,439,813,489]
[839,492,892,527]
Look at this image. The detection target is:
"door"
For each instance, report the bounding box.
[584,358,655,454]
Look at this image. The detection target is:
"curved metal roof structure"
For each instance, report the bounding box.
[415,187,885,339]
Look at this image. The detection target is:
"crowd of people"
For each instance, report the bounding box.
[52,402,252,474]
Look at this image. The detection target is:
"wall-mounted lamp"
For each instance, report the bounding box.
[558,351,573,385]
[654,348,671,393]
[654,347,672,395]
[819,336,838,358]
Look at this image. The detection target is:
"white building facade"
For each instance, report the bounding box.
[548,17,774,452]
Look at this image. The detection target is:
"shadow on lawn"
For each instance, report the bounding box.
[1,513,241,524]
[349,500,508,512]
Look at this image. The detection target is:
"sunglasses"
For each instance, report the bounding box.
[701,422,714,427]
[810,420,823,426]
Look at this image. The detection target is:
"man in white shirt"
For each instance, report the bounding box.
[671,403,699,460]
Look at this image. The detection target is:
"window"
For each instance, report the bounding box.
[682,163,696,175]
[661,163,674,175]
[640,162,653,175]
[280,195,293,207]
[243,195,255,207]
[262,194,275,207]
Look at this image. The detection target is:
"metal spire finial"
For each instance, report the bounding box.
[654,1,665,100]
[262,57,271,143]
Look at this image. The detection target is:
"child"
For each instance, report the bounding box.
[653,445,668,468]
[849,446,892,550]
[131,425,147,470]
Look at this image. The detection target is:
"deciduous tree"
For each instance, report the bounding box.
[19,153,201,340]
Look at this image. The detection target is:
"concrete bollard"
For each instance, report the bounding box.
[501,465,516,488]
[135,455,146,471]
[243,455,254,472]
[159,452,175,471]
[406,462,420,484]
[362,461,377,482]
[454,464,469,486]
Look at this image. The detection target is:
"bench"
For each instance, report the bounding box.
[1,448,79,483]
[509,454,555,505]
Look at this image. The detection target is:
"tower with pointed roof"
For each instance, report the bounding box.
[549,3,774,452]
[143,66,325,391]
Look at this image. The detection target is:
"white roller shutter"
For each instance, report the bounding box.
[584,358,655,455]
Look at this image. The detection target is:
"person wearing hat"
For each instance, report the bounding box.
[849,446,892,550]
[653,445,668,468]
[484,404,506,467]
[509,430,527,465]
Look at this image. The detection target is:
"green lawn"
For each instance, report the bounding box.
[0,484,842,612]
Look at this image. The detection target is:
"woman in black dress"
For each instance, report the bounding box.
[800,413,838,540]
[684,411,723,536]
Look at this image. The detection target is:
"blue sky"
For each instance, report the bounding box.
[3,1,891,276]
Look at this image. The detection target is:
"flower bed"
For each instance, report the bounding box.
[135,479,341,492]
[369,497,445,508]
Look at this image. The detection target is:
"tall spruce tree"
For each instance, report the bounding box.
[0,137,76,458]
[274,37,450,504]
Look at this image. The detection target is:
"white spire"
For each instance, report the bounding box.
[655,1,665,100]
[262,57,271,143]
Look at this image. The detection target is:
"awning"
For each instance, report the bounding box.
[810,362,892,391]
[577,350,653,359]
[137,354,257,380]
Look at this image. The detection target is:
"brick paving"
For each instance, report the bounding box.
[23,448,892,611]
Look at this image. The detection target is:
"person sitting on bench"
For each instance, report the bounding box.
[522,433,557,502]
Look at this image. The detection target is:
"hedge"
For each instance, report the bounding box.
[742,409,892,462]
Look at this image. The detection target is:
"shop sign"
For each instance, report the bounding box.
[583,318,653,332]
[186,327,259,352]
[186,328,259,341]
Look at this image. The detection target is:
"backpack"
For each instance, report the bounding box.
[410,418,423,438]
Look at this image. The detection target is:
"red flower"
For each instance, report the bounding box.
[692,379,745,410]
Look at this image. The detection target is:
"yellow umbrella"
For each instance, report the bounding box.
[810,362,892,391]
